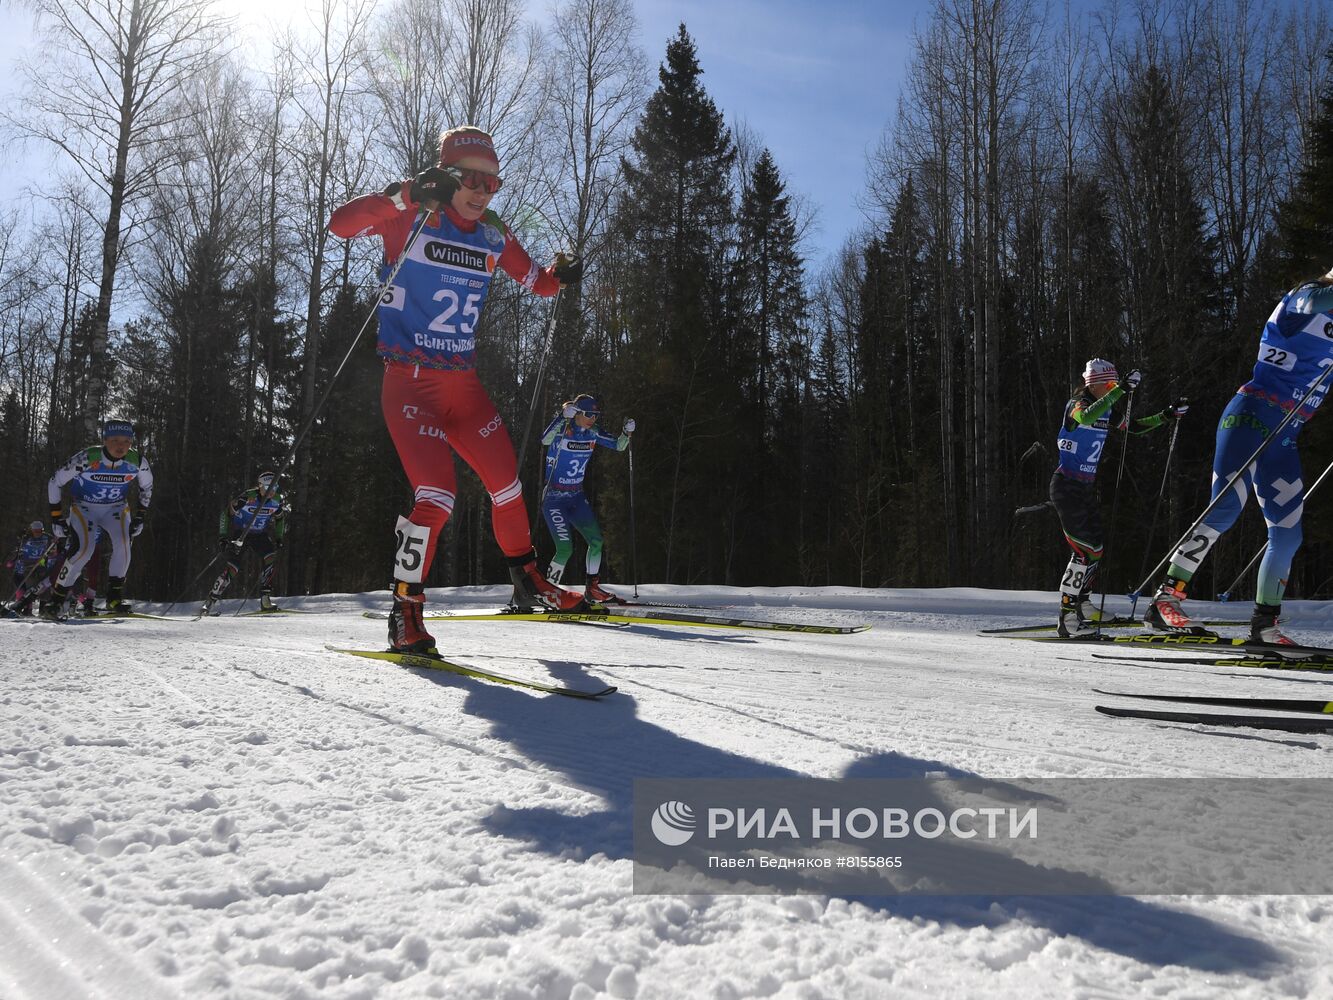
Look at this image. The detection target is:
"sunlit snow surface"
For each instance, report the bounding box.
[3,585,1332,999]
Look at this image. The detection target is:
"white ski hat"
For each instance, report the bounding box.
[29,520,43,532]
[1083,358,1119,387]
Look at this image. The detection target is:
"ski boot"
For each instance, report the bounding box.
[1249,603,1295,646]
[79,595,96,617]
[11,588,34,617]
[1075,598,1106,624]
[507,552,585,613]
[388,582,436,654]
[1057,595,1100,638]
[103,577,132,615]
[259,592,278,613]
[1144,579,1212,635]
[37,592,62,621]
[584,575,624,606]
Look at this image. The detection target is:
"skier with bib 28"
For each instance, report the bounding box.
[1146,270,1333,645]
[201,472,290,615]
[539,394,634,604]
[1051,360,1186,636]
[329,125,585,654]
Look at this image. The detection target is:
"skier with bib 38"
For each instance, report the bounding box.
[1052,360,1187,636]
[1146,270,1333,645]
[41,420,153,618]
[328,125,585,654]
[540,394,634,604]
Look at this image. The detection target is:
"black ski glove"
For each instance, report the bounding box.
[410,166,460,209]
[553,253,583,285]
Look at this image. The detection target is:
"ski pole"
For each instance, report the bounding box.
[628,435,639,600]
[1218,454,1333,600]
[515,287,563,473]
[168,210,434,611]
[1095,385,1137,626]
[1129,408,1184,617]
[1133,364,1333,597]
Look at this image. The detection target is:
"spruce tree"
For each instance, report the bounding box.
[612,24,738,582]
[1278,48,1333,279]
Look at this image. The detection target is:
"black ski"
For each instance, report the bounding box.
[1090,652,1333,672]
[980,616,1140,634]
[1093,689,1333,714]
[980,617,1244,635]
[326,646,616,699]
[995,632,1333,656]
[1094,704,1333,733]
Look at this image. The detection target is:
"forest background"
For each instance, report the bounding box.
[1,0,1332,603]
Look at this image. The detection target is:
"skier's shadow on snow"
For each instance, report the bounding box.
[576,624,761,644]
[450,664,1282,976]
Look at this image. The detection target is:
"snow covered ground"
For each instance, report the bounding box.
[3,585,1333,999]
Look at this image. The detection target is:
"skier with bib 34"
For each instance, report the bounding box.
[539,394,634,604]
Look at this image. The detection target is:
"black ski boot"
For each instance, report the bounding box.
[104,576,132,614]
[1249,603,1295,646]
[38,587,67,621]
[1057,594,1099,638]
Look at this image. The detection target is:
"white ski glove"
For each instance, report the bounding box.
[1124,369,1142,390]
[563,402,578,419]
[623,418,636,433]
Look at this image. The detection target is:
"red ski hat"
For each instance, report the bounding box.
[439,126,500,170]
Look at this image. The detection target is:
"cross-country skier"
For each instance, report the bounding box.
[1147,270,1333,644]
[40,420,153,618]
[8,524,92,617]
[1052,360,1187,636]
[328,124,585,654]
[539,394,634,603]
[6,521,54,614]
[200,471,290,615]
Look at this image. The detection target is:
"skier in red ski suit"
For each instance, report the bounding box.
[329,125,585,653]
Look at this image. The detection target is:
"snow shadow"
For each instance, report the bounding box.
[448,671,1283,977]
[840,752,1285,975]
